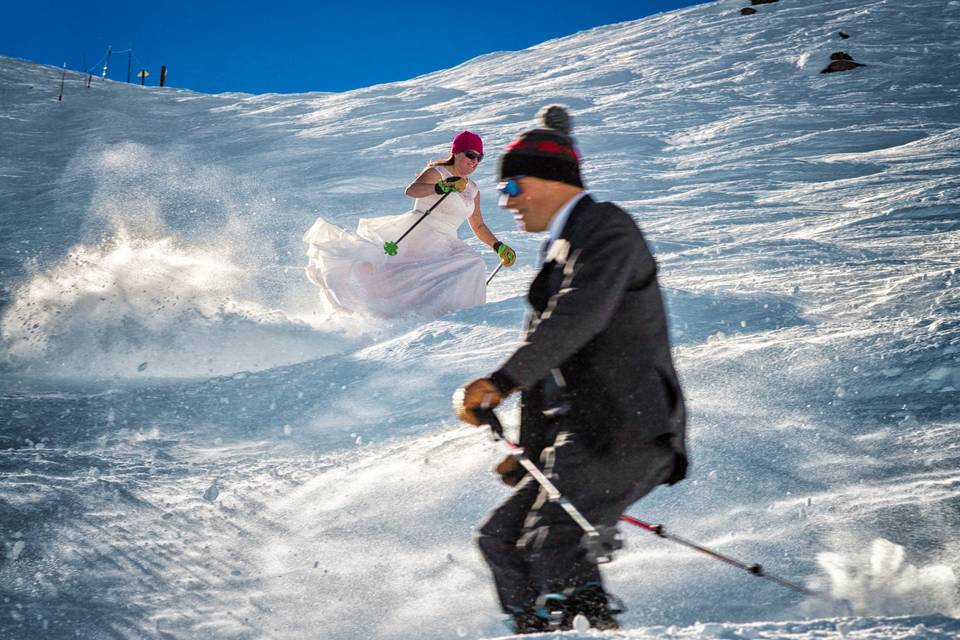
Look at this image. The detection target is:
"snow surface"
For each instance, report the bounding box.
[1,0,959,638]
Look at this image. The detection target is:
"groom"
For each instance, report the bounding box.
[454,105,688,634]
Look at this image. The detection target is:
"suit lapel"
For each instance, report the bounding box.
[526,195,594,314]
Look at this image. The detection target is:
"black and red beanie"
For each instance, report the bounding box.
[498,105,584,188]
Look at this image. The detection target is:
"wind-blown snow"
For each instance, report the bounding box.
[1,0,959,638]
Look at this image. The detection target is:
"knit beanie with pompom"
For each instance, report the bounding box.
[498,105,583,187]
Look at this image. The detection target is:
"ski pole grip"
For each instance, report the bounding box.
[473,408,504,438]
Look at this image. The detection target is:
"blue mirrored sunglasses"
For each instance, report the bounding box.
[497,176,526,197]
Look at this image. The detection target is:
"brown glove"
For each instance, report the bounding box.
[452,378,503,426]
[495,455,526,487]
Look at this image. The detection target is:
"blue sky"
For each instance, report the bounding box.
[3,1,713,94]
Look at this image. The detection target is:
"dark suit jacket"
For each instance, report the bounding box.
[493,194,687,484]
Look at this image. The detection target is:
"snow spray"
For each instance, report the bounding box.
[809,538,959,617]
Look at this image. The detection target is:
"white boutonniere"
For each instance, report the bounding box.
[545,239,570,265]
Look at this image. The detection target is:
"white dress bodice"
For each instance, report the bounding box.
[412,166,477,236]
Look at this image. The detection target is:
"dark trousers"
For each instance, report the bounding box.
[476,429,677,612]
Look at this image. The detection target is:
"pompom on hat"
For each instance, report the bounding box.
[498,105,583,187]
[451,130,484,155]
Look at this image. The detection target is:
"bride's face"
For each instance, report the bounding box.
[453,150,482,177]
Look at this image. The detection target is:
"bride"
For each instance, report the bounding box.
[303,131,516,318]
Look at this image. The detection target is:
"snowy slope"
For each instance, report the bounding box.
[1,0,959,638]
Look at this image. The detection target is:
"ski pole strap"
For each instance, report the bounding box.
[474,407,505,439]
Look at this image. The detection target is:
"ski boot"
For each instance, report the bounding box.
[565,582,625,631]
[504,605,549,635]
[503,592,570,634]
[534,592,569,629]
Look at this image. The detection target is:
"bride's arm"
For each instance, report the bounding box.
[467,194,498,248]
[404,167,443,198]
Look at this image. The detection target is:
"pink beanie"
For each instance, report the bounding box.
[451,130,483,155]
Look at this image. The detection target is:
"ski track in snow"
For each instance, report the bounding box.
[1,0,959,638]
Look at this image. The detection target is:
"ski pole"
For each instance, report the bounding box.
[617,515,816,596]
[473,408,818,597]
[486,262,504,286]
[383,191,451,256]
[474,408,621,563]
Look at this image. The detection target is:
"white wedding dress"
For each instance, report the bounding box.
[303,167,486,318]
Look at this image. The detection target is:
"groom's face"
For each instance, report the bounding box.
[499,176,556,233]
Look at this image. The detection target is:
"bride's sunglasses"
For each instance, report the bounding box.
[463,150,483,162]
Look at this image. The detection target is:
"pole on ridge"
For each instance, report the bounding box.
[58,62,66,101]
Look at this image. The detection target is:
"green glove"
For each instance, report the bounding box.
[493,241,516,267]
[435,176,468,195]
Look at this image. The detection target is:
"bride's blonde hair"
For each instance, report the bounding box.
[427,153,456,168]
